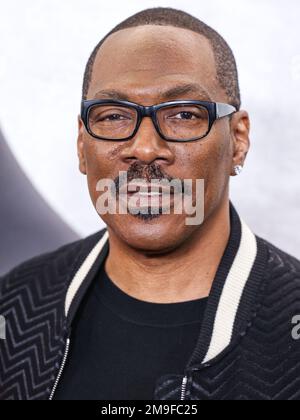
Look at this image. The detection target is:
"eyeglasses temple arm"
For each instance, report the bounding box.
[216,103,237,119]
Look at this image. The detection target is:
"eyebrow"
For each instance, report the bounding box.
[93,83,213,102]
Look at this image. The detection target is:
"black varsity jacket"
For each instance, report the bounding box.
[1,203,300,400]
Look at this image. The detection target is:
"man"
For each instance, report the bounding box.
[0,7,300,401]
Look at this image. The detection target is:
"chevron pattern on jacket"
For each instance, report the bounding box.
[1,219,300,400]
[0,231,105,400]
[154,241,300,400]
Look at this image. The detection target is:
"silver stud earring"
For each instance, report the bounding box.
[234,165,243,176]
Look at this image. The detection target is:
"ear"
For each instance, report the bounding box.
[77,115,87,175]
[229,110,250,176]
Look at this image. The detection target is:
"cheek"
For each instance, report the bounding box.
[177,140,228,180]
[83,142,116,204]
[179,138,231,203]
[204,138,232,206]
[85,141,124,175]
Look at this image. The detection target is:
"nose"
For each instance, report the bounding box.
[119,117,175,166]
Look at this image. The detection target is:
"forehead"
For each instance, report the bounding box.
[88,25,223,103]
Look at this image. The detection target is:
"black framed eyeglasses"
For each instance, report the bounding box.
[80,99,237,143]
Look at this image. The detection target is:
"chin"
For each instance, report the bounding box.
[105,213,191,254]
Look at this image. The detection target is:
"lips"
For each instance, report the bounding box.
[119,182,174,196]
[117,182,177,211]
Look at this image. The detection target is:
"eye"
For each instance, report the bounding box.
[165,108,207,121]
[89,105,136,123]
[169,111,198,120]
[100,113,130,121]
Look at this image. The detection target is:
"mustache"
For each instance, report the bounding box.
[113,162,191,195]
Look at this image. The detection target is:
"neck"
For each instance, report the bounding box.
[105,199,231,304]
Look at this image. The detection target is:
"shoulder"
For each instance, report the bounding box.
[255,235,300,323]
[0,228,107,301]
[259,236,300,280]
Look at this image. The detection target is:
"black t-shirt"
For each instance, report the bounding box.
[55,263,208,400]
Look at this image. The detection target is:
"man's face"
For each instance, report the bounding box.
[78,25,246,253]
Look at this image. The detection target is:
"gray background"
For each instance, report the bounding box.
[0,0,299,272]
[0,129,78,275]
